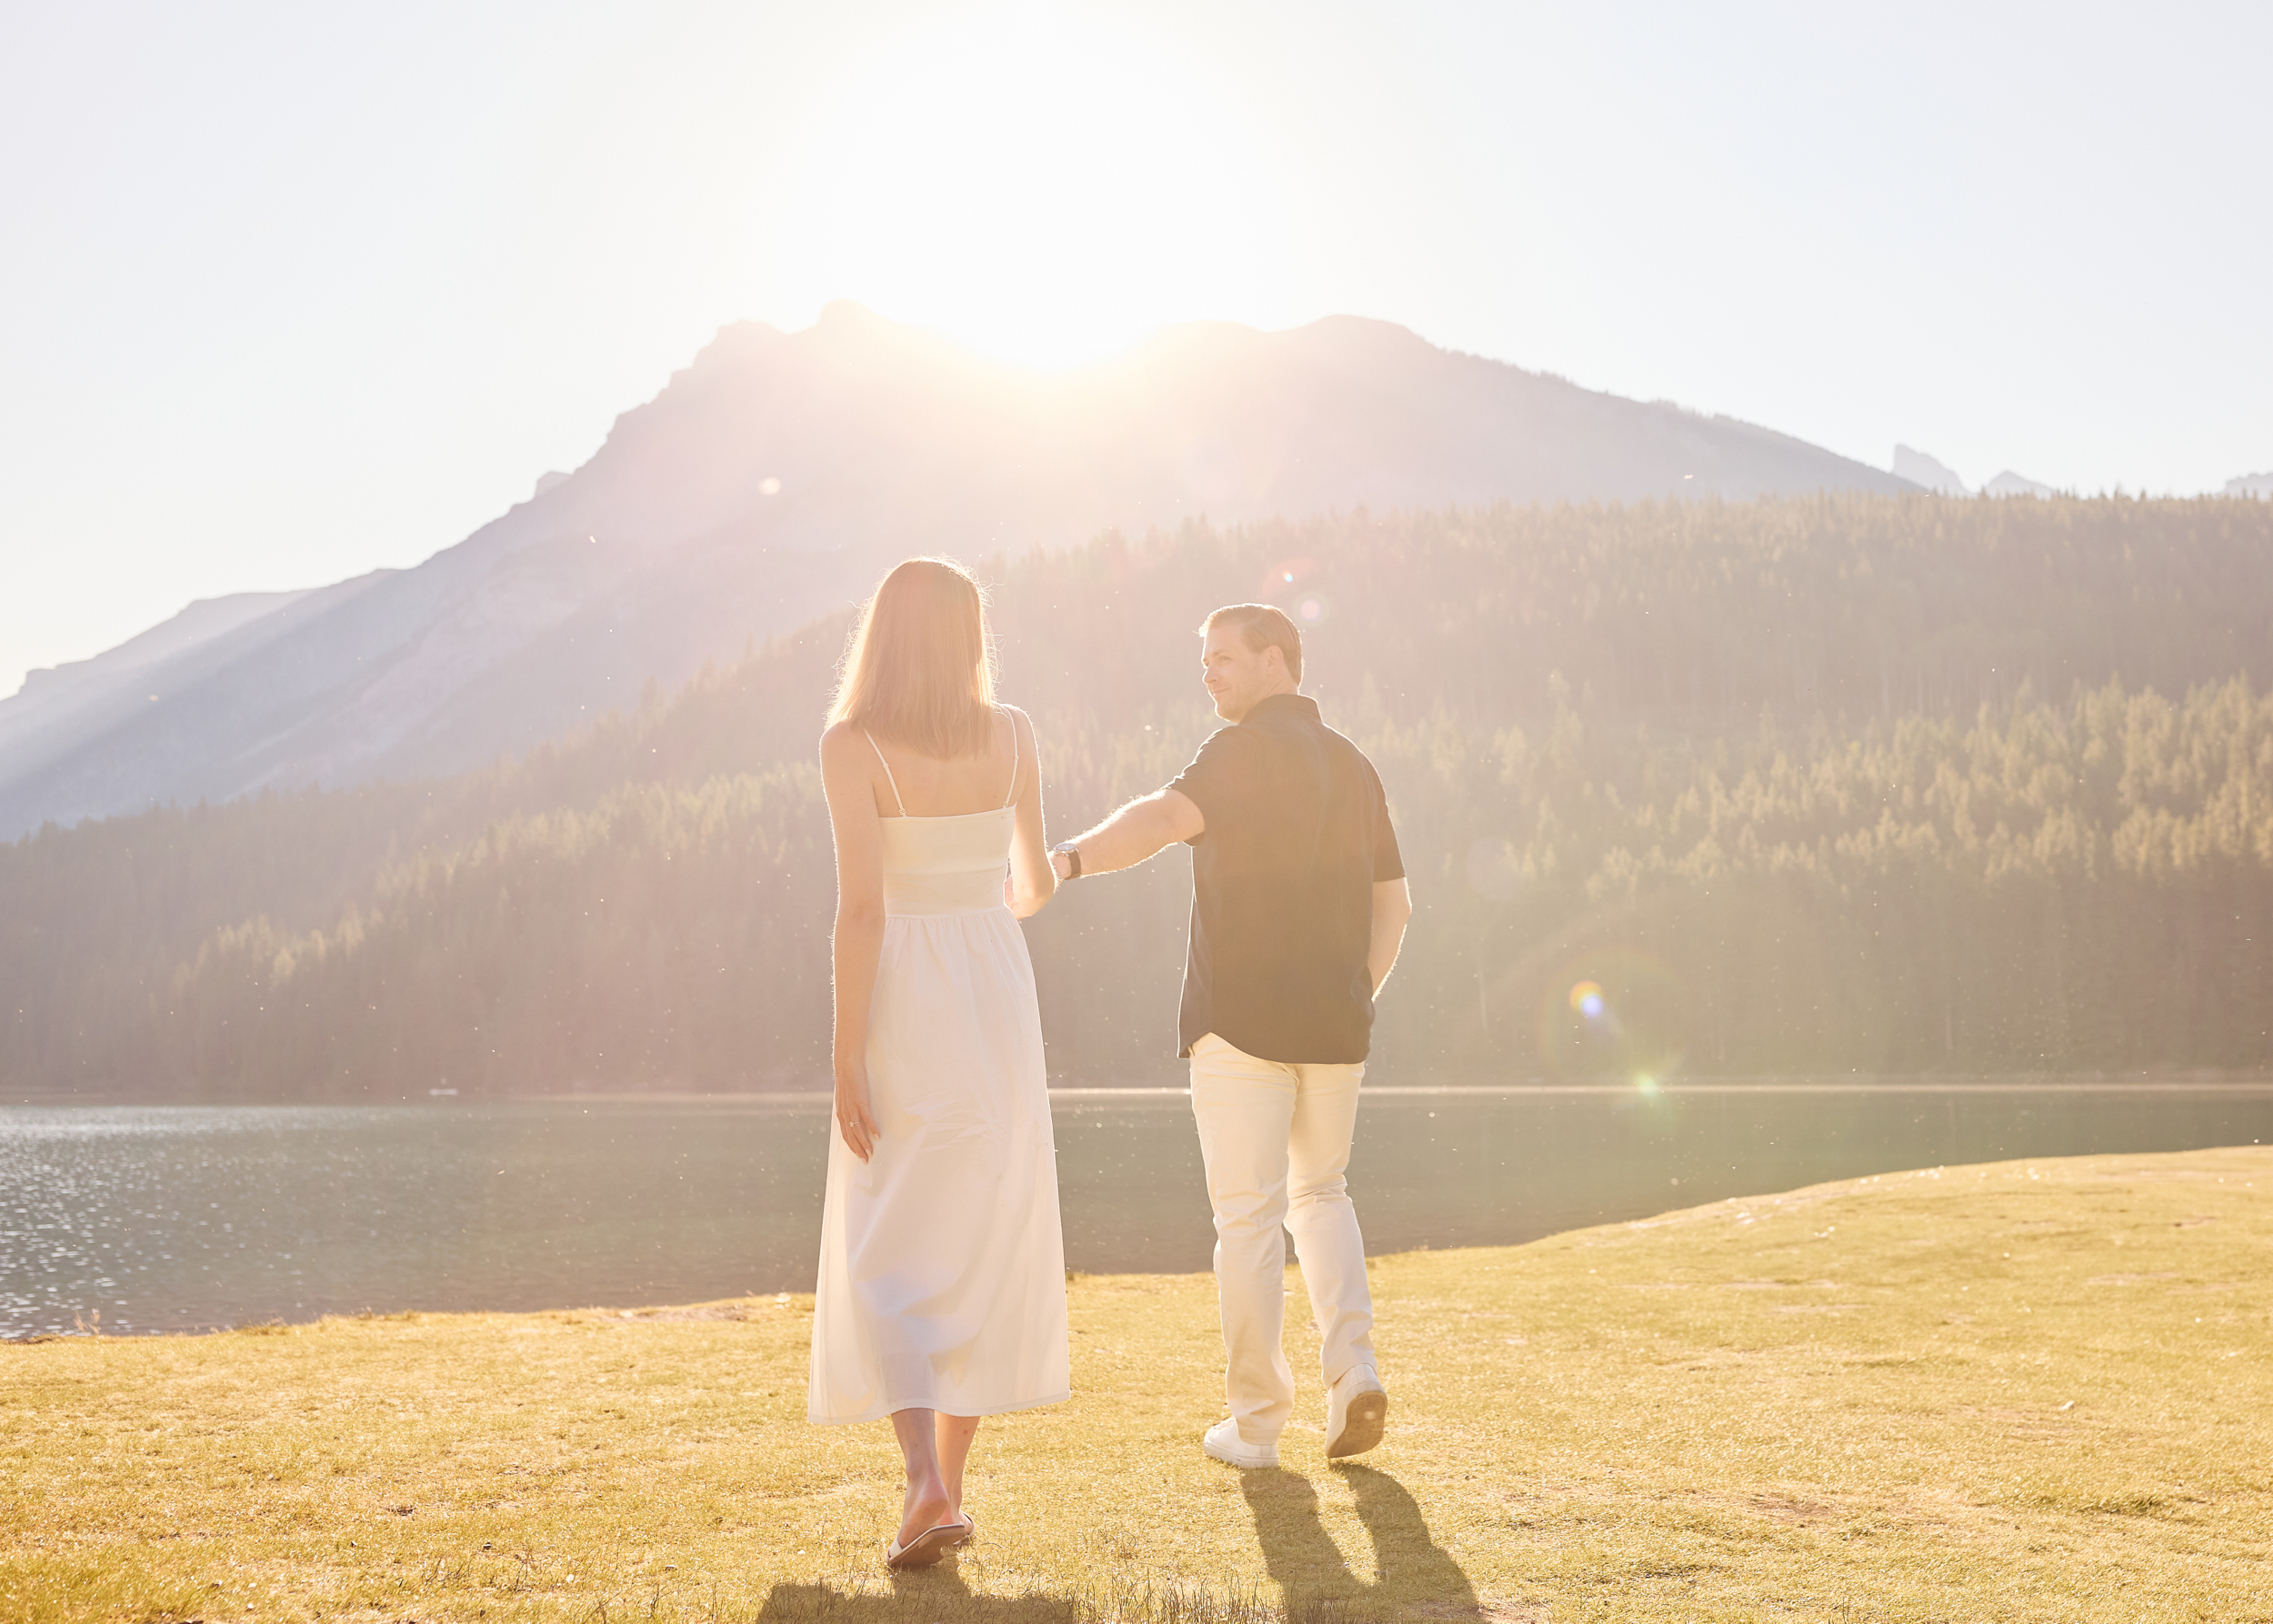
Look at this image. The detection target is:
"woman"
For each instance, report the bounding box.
[808,556,1066,1571]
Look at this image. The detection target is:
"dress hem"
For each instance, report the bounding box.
[806,1388,1071,1428]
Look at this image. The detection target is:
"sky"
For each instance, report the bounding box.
[2,0,2268,698]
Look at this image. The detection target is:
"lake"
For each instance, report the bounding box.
[5,1082,2270,1338]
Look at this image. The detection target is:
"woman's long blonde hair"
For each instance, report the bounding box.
[827,557,997,757]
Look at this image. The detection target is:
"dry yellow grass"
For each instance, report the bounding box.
[5,1147,2270,1623]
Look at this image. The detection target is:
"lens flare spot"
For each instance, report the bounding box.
[1298,596,1324,623]
[1634,1073,1660,1097]
[1261,556,1318,598]
[1536,947,1690,1082]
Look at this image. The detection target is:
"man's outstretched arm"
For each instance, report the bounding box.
[1053,789,1205,881]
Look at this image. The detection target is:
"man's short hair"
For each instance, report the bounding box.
[1199,603,1303,685]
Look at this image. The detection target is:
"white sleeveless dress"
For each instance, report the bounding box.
[806,727,1070,1424]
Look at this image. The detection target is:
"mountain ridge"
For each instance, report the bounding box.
[0,305,1914,837]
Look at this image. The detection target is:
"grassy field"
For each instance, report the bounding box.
[5,1147,2269,1623]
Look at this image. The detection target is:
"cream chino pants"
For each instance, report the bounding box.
[1188,1031,1377,1446]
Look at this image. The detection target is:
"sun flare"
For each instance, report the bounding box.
[775,11,1290,369]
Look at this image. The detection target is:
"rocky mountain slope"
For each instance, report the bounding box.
[0,303,1911,837]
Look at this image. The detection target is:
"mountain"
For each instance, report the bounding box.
[0,579,392,816]
[1984,469,2057,497]
[1892,445,1969,496]
[0,303,1914,838]
[2228,471,2273,498]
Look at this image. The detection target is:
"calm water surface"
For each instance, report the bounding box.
[5,1084,2269,1337]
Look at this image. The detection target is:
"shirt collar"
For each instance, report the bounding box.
[1242,692,1317,724]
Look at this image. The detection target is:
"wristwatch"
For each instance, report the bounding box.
[1051,841,1083,879]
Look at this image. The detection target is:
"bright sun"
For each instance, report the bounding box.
[774,10,1291,369]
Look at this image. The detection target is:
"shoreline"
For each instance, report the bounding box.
[13,1070,2273,1109]
[14,1137,2273,1347]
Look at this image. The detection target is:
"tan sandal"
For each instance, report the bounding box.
[885,1520,966,1569]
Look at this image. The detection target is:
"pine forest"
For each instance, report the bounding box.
[6,492,2273,1098]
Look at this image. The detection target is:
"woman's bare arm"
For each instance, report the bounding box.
[1003,706,1056,918]
[820,723,886,1161]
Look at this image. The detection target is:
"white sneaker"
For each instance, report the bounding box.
[1202,1418,1280,1469]
[1326,1365,1387,1459]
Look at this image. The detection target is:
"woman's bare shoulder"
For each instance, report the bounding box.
[819,721,872,764]
[999,702,1042,754]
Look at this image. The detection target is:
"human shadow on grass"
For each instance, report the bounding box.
[1238,1462,1478,1622]
[755,1465,1474,1624]
[759,1559,1287,1624]
[757,1560,1076,1624]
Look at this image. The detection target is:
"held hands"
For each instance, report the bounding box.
[834,1062,881,1163]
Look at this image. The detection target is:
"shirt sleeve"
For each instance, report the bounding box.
[1167,725,1249,847]
[1369,763,1406,882]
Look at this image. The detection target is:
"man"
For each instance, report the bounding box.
[1049,603,1413,1469]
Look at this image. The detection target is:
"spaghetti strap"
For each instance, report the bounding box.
[1001,707,1020,809]
[862,730,907,817]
